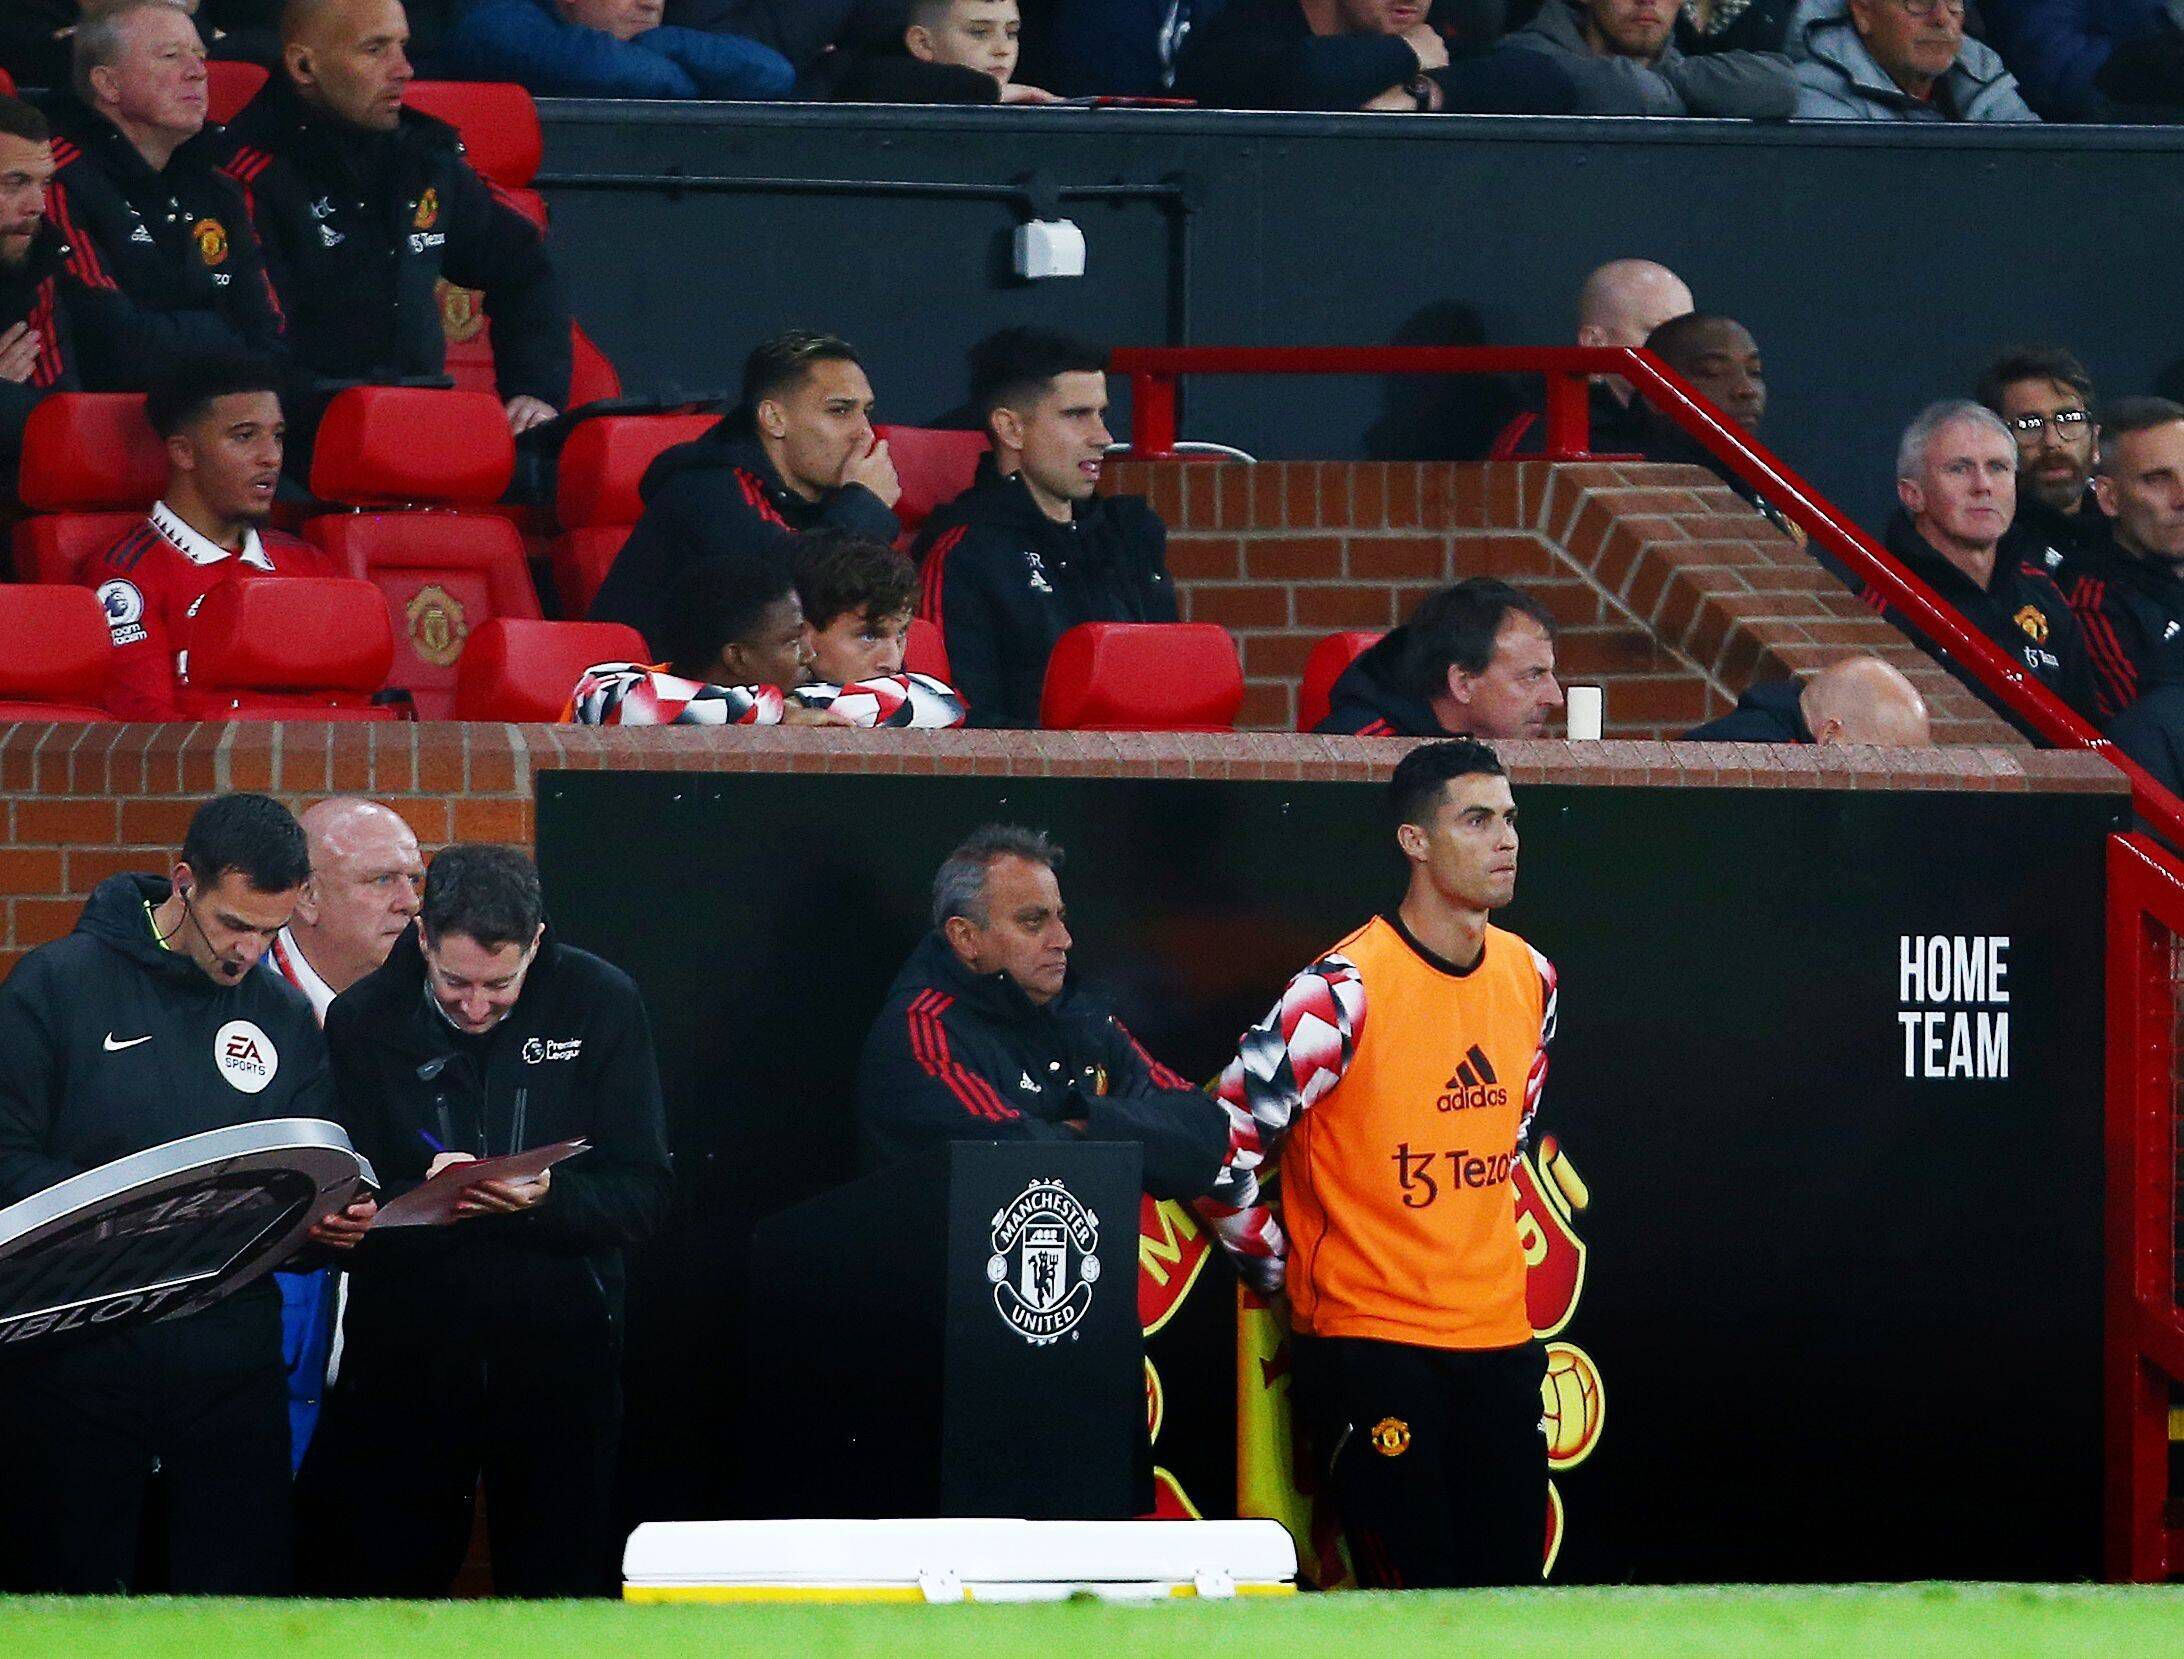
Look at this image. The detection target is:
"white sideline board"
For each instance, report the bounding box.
[622,1517,1299,1603]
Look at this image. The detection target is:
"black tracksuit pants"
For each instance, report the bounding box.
[1293,1334,1547,1589]
[296,1322,623,1598]
[0,1302,292,1594]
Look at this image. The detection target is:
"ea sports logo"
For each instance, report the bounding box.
[214,1020,279,1094]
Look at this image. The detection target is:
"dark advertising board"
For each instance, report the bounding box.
[539,770,2116,1582]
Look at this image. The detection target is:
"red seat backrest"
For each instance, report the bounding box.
[1039,623,1242,732]
[556,414,717,529]
[309,387,515,507]
[0,585,114,720]
[903,615,950,682]
[181,578,396,720]
[549,526,631,622]
[0,68,15,99]
[13,512,148,585]
[206,60,268,125]
[403,82,544,189]
[1298,630,1384,733]
[569,322,622,408]
[18,395,165,511]
[874,425,988,538]
[454,618,649,721]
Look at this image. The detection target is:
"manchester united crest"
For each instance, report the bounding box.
[194,218,229,267]
[1369,1417,1411,1457]
[2014,604,2049,645]
[414,188,440,231]
[986,1179,1100,1346]
[405,584,469,668]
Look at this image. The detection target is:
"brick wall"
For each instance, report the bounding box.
[1106,459,2020,745]
[0,723,2120,980]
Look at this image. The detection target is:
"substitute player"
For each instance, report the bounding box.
[1200,738,1558,1587]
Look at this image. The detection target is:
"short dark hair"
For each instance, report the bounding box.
[660,555,798,682]
[1643,311,1749,371]
[420,845,543,952]
[1401,579,1557,703]
[2096,395,2184,474]
[906,0,964,23]
[0,95,50,146]
[968,327,1106,428]
[145,354,285,440]
[1390,739,1507,833]
[181,793,310,893]
[793,530,916,633]
[741,330,862,412]
[1976,346,2094,417]
[932,824,1062,930]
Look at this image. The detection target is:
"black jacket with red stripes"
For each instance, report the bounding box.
[912,456,1176,729]
[857,930,1229,1201]
[0,221,88,472]
[41,91,285,387]
[588,422,899,652]
[1862,510,2098,734]
[2064,544,2184,722]
[1314,623,1442,735]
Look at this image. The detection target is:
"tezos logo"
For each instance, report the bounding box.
[215,1020,279,1094]
[985,1179,1100,1346]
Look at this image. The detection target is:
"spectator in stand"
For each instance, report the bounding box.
[432,0,794,99]
[1787,0,2040,116]
[1677,0,1800,53]
[1488,257,1692,460]
[1863,399,2096,728]
[1508,0,1799,112]
[913,327,1175,729]
[1645,311,1765,433]
[589,330,902,652]
[826,0,1063,102]
[82,355,336,720]
[571,554,965,727]
[45,1,286,390]
[1684,654,1934,742]
[1982,0,2184,119]
[0,96,85,481]
[2065,397,2184,719]
[217,0,571,455]
[1042,0,1201,93]
[1977,345,2109,578]
[1173,0,1583,113]
[1318,577,1565,738]
[795,529,918,685]
[662,0,904,88]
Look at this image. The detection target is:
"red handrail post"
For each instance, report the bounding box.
[1541,369,1592,462]
[1130,371,1178,460]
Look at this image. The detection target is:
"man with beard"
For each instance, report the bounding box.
[2065,398,2184,720]
[1509,0,1798,113]
[0,95,84,481]
[1978,346,2109,579]
[81,354,337,719]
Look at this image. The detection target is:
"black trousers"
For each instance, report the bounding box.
[1293,1334,1547,1589]
[0,1315,292,1595]
[296,1325,623,1598]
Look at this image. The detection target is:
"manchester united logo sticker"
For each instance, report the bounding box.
[194,218,229,267]
[2014,604,2049,644]
[986,1179,1101,1346]
[1369,1417,1411,1457]
[405,584,469,668]
[414,188,440,230]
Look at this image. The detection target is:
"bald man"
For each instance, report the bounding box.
[265,796,421,1470]
[1489,257,1693,459]
[1685,655,1933,745]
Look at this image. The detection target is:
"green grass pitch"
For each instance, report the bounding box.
[3,1586,2181,1658]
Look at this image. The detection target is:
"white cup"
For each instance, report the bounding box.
[1566,685,1604,741]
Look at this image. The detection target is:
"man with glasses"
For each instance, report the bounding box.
[1979,347,2110,580]
[1788,0,2039,117]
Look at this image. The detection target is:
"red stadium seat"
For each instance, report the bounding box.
[12,394,168,582]
[403,82,544,191]
[875,425,988,539]
[0,586,115,721]
[904,615,950,682]
[206,60,268,124]
[454,618,649,721]
[1039,622,1243,732]
[1298,630,1383,732]
[549,413,715,616]
[304,388,539,719]
[180,578,397,721]
[0,68,15,99]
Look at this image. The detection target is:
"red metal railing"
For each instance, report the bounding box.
[1116,345,2184,1580]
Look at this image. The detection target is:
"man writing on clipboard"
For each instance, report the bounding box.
[299,845,672,1598]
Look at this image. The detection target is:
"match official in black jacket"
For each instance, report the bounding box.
[912,329,1176,728]
[300,845,670,1598]
[859,824,1231,1199]
[0,793,341,1594]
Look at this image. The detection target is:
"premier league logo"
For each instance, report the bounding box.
[985,1179,1101,1346]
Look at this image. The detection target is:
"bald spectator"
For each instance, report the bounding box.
[1685,655,1933,744]
[1509,0,1799,114]
[1489,258,1692,459]
[1978,346,2109,579]
[2065,397,2184,720]
[1318,577,1565,738]
[1862,399,2096,729]
[1787,0,2039,118]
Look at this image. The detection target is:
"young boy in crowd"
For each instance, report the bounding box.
[826,0,1060,103]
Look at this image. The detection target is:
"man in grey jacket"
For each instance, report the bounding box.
[1786,0,2038,117]
[1509,0,1798,112]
